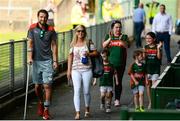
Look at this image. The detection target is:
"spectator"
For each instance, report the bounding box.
[27,9,58,120]
[152,4,173,63]
[128,50,147,112]
[67,25,98,120]
[102,20,129,107]
[133,3,146,48]
[146,0,160,25]
[143,32,162,109]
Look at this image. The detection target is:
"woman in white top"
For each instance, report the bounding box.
[67,25,98,120]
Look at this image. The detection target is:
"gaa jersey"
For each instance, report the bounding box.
[144,44,161,74]
[129,62,146,89]
[99,63,113,86]
[104,34,129,67]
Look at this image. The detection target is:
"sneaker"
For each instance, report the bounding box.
[37,102,44,116]
[148,103,151,109]
[106,108,111,113]
[84,112,90,118]
[100,104,105,110]
[43,109,52,120]
[139,106,145,112]
[114,100,120,107]
[135,107,140,112]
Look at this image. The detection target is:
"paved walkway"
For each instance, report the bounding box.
[2,34,180,120]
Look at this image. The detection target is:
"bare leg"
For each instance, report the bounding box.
[35,84,44,103]
[146,81,152,109]
[134,93,139,109]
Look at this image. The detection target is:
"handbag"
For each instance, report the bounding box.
[88,40,104,78]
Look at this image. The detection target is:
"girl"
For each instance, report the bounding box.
[144,32,162,109]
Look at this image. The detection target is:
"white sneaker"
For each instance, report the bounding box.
[100,104,105,110]
[148,103,151,109]
[114,100,120,107]
[106,108,111,113]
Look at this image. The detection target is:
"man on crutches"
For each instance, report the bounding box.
[27,9,58,120]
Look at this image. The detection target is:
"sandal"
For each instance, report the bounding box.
[84,112,90,118]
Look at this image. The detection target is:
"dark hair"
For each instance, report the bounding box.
[111,20,122,29]
[133,50,143,59]
[37,9,49,19]
[146,32,156,39]
[101,49,109,56]
[160,4,166,9]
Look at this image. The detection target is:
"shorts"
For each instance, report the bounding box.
[132,86,144,94]
[32,59,54,84]
[100,86,113,93]
[147,74,159,82]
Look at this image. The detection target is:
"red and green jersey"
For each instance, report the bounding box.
[129,62,146,89]
[99,63,113,86]
[144,44,161,74]
[105,34,129,67]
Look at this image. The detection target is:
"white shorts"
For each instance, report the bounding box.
[147,74,159,82]
[132,86,144,94]
[100,86,113,93]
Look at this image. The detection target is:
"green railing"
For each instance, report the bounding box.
[0,16,133,103]
[151,51,180,109]
[119,51,180,120]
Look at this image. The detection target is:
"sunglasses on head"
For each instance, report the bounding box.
[40,30,45,39]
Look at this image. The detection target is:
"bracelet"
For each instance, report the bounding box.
[53,60,57,62]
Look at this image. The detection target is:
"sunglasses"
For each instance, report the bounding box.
[77,30,85,33]
[40,30,45,39]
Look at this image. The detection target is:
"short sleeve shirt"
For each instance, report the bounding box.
[27,23,57,61]
[104,34,129,67]
[69,41,96,70]
[129,62,146,89]
[144,44,161,74]
[99,63,113,86]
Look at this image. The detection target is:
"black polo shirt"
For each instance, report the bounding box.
[27,23,57,61]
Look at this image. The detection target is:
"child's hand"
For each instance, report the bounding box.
[92,78,97,86]
[146,80,149,86]
[135,81,139,86]
[157,41,163,49]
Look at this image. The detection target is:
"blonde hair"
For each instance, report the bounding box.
[70,25,88,47]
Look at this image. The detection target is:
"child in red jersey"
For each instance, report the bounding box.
[128,50,147,112]
[144,32,162,109]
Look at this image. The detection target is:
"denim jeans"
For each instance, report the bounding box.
[134,22,144,48]
[156,32,172,62]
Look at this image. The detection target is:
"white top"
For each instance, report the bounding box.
[69,43,96,70]
[152,12,173,35]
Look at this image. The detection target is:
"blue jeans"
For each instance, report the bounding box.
[134,22,144,48]
[156,32,172,62]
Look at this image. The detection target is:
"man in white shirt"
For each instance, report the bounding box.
[152,4,173,63]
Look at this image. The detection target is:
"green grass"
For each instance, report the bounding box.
[0,32,26,44]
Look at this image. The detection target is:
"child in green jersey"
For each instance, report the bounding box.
[93,49,114,113]
[144,32,162,109]
[128,50,147,112]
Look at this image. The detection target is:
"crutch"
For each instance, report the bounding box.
[23,63,31,120]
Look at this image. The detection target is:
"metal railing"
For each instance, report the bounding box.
[0,16,133,101]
